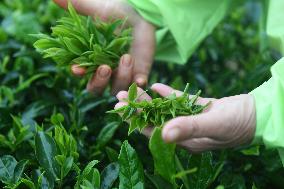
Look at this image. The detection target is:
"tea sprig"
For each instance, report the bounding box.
[108,83,209,135]
[32,2,132,74]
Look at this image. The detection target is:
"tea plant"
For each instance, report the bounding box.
[109,83,211,187]
[32,2,131,74]
[1,0,283,188]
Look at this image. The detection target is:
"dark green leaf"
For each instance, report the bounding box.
[149,127,176,184]
[100,163,119,189]
[118,141,144,189]
[145,173,173,189]
[105,147,119,162]
[35,131,59,181]
[13,160,28,183]
[0,155,17,183]
[187,152,214,189]
[97,122,120,148]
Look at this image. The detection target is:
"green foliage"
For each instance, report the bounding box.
[149,128,176,185]
[1,0,283,188]
[118,141,144,189]
[109,83,207,135]
[100,162,119,189]
[33,2,132,74]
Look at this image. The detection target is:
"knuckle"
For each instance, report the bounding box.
[189,117,200,137]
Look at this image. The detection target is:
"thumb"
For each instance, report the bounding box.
[162,113,223,143]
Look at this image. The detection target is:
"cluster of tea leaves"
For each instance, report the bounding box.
[33,2,132,74]
[108,83,213,187]
[109,83,208,135]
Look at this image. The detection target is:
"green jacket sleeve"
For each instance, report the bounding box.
[127,0,230,64]
[251,1,284,162]
[251,59,284,163]
[250,0,284,164]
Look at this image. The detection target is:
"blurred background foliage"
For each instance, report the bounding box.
[0,0,284,188]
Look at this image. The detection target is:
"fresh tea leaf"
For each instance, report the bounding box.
[118,141,144,189]
[128,83,138,102]
[0,155,17,183]
[100,162,119,189]
[35,132,59,181]
[13,160,28,183]
[149,128,176,185]
[33,2,131,74]
[109,83,207,134]
[96,122,120,148]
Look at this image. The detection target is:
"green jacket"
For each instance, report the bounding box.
[127,0,284,163]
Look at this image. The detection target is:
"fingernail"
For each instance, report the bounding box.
[136,77,146,87]
[98,67,110,78]
[116,91,124,99]
[165,128,180,142]
[122,55,132,67]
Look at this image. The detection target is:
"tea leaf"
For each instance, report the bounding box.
[35,132,59,181]
[0,155,17,183]
[82,160,99,177]
[109,83,207,136]
[33,2,131,74]
[97,122,120,148]
[118,141,144,189]
[100,162,119,189]
[13,160,28,183]
[128,83,138,102]
[149,127,176,184]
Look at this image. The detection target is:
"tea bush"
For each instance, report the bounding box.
[0,0,283,188]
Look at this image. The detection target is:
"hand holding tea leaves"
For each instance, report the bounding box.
[113,83,257,152]
[52,0,155,94]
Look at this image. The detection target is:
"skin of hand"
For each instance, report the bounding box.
[115,83,256,153]
[53,0,156,95]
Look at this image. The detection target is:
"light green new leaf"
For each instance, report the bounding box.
[50,113,64,125]
[64,157,74,174]
[128,83,137,101]
[128,115,138,135]
[118,141,144,189]
[67,1,82,27]
[82,160,99,177]
[61,37,83,55]
[33,38,62,51]
[106,37,131,51]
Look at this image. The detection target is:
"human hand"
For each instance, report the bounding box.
[115,83,256,152]
[53,0,155,94]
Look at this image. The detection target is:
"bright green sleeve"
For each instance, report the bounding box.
[127,0,230,64]
[251,0,284,164]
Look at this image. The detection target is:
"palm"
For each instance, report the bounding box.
[115,83,256,152]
